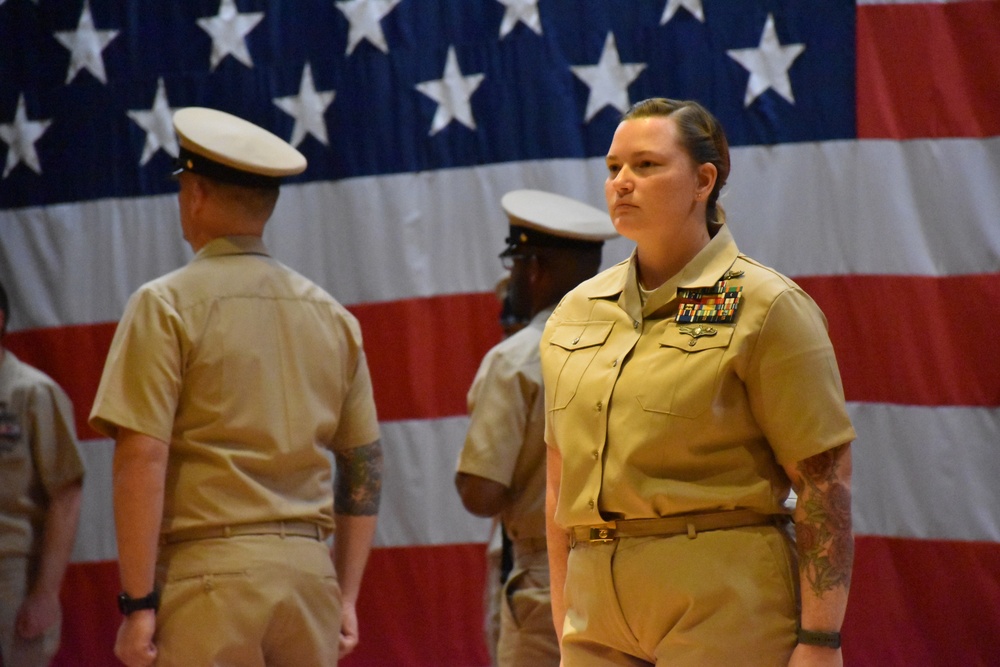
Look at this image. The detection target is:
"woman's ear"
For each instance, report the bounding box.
[696,162,718,201]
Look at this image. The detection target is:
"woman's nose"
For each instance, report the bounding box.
[613,171,633,193]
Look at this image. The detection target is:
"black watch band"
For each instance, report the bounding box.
[797,627,842,649]
[117,590,160,615]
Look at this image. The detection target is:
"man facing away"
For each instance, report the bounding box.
[0,278,84,667]
[455,190,617,666]
[89,107,382,667]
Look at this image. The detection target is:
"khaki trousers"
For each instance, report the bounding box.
[154,534,341,667]
[561,525,798,666]
[498,548,560,667]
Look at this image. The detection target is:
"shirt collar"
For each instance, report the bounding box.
[587,224,741,320]
[194,235,271,261]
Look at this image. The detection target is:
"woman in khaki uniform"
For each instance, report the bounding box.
[541,98,855,666]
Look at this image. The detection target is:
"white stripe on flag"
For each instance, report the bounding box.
[851,402,1000,542]
[5,138,1000,331]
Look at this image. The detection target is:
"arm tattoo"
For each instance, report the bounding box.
[795,444,853,598]
[334,440,383,516]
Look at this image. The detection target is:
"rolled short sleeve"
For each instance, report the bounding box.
[746,288,856,464]
[89,288,185,442]
[330,338,380,451]
[457,347,530,487]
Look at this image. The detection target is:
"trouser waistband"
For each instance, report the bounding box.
[161,520,327,545]
[569,509,785,547]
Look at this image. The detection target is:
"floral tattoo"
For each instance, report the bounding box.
[334,440,383,516]
[795,445,853,597]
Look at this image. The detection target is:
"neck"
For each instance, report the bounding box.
[635,226,711,290]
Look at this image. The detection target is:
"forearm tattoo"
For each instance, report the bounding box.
[795,445,854,598]
[334,440,383,516]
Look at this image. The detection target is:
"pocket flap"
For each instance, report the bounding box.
[659,324,734,351]
[549,322,614,351]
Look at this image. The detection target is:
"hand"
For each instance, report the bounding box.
[114,610,158,667]
[338,600,360,658]
[15,590,60,639]
[788,643,843,667]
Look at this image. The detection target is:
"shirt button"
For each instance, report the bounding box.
[595,401,602,412]
[611,359,618,367]
[592,451,599,460]
[573,337,580,344]
[633,320,639,329]
[588,500,595,509]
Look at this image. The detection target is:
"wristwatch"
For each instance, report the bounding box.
[796,627,842,649]
[117,590,160,615]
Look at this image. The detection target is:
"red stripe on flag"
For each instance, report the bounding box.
[856,2,1000,139]
[351,293,503,422]
[4,322,117,441]
[797,273,1000,407]
[6,275,997,435]
[53,560,120,667]
[844,535,1000,665]
[343,543,491,667]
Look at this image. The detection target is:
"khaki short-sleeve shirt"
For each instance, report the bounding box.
[456,308,552,542]
[89,236,380,535]
[0,352,84,558]
[541,225,855,529]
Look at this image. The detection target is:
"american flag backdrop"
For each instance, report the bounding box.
[1,0,999,664]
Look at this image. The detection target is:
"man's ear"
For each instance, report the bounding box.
[526,254,544,286]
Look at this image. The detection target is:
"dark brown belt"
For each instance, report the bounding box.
[161,520,326,545]
[569,509,784,548]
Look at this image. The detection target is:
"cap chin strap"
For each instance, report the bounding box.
[174,147,282,189]
[500,224,605,256]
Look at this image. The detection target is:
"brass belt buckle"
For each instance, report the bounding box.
[589,527,616,543]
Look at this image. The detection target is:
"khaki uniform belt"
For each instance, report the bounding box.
[511,536,548,558]
[569,509,783,547]
[161,520,326,545]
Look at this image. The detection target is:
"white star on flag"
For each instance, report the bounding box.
[335,0,402,56]
[571,32,647,123]
[0,94,52,178]
[497,0,542,38]
[126,78,180,166]
[273,63,336,147]
[197,0,264,71]
[660,0,704,24]
[53,0,119,85]
[727,13,806,107]
[415,46,485,136]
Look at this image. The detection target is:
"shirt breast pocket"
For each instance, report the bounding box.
[636,325,734,418]
[545,322,613,410]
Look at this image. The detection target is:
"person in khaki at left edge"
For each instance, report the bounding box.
[89,107,383,667]
[456,189,617,667]
[0,279,84,667]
